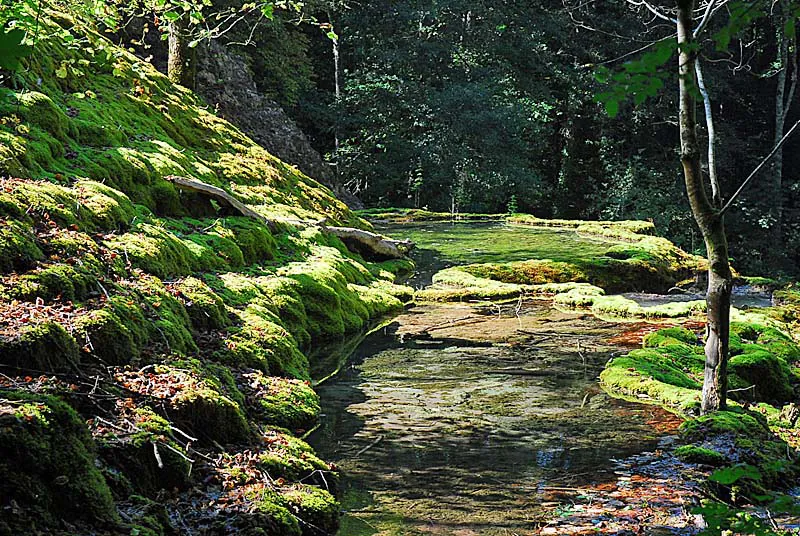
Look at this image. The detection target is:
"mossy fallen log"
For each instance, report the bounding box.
[166,175,413,260]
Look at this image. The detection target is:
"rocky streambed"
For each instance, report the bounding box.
[309,301,703,535]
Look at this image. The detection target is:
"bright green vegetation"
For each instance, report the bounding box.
[674,445,728,466]
[358,208,502,223]
[387,219,705,314]
[601,324,800,507]
[0,5,410,534]
[378,221,617,265]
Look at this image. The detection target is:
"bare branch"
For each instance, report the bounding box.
[695,59,721,206]
[720,118,800,216]
[693,0,719,37]
[628,0,677,23]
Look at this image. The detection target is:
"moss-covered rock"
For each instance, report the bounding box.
[242,372,320,432]
[96,407,192,498]
[0,321,80,372]
[680,411,771,441]
[258,428,331,482]
[0,218,43,273]
[175,276,230,331]
[674,445,728,466]
[0,391,118,533]
[277,484,339,536]
[643,327,699,348]
[114,365,250,445]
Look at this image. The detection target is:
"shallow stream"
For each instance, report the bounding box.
[308,223,703,534]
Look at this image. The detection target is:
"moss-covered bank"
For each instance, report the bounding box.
[601,323,800,524]
[0,5,413,534]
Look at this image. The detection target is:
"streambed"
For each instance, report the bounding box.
[309,302,699,535]
[307,222,713,534]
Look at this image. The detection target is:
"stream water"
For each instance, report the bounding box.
[308,223,707,535]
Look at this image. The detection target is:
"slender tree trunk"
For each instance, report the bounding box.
[771,1,795,256]
[677,0,732,413]
[168,16,195,90]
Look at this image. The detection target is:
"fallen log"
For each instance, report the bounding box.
[165,175,276,230]
[322,225,414,260]
[165,175,413,260]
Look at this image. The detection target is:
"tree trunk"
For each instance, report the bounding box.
[168,16,195,90]
[677,0,732,413]
[771,0,795,259]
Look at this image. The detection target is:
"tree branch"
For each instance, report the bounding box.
[695,58,721,206]
[720,117,800,216]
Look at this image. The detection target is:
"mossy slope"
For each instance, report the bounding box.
[0,6,412,534]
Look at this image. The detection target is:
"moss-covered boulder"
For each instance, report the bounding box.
[674,445,728,466]
[0,321,80,372]
[0,392,118,533]
[643,327,699,348]
[241,372,320,432]
[114,365,249,444]
[0,219,43,273]
[729,350,794,403]
[175,276,230,331]
[278,484,339,536]
[679,411,771,441]
[96,407,192,497]
[258,428,332,482]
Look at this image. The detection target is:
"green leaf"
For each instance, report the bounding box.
[261,3,275,19]
[709,464,762,485]
[55,65,68,78]
[163,11,180,22]
[326,30,338,42]
[604,99,619,118]
[786,17,796,40]
[0,29,32,72]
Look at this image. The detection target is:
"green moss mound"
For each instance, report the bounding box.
[674,445,728,466]
[0,321,80,372]
[243,373,321,432]
[0,391,117,533]
[97,408,192,498]
[258,428,331,481]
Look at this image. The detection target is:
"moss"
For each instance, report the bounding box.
[0,178,135,232]
[258,428,331,481]
[277,484,339,536]
[105,223,195,279]
[226,218,278,264]
[643,327,699,348]
[729,350,794,404]
[176,276,230,331]
[114,365,250,445]
[600,349,702,412]
[244,488,302,536]
[6,263,97,302]
[75,309,140,365]
[97,407,192,497]
[675,445,729,466]
[0,322,80,372]
[0,219,43,273]
[243,373,320,432]
[0,391,118,532]
[680,411,771,441]
[221,303,309,378]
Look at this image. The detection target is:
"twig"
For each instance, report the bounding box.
[152,441,164,469]
[355,435,383,457]
[169,425,198,443]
